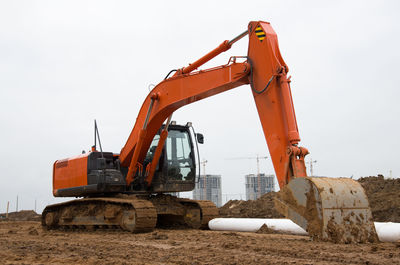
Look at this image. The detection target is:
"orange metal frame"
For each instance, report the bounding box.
[119,21,308,189]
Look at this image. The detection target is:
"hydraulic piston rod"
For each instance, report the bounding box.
[179,30,249,75]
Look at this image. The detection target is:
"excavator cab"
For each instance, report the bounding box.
[142,123,198,193]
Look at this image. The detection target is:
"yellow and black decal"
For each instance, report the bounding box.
[255,26,266,41]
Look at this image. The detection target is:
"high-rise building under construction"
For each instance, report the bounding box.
[245,173,275,200]
[192,174,222,207]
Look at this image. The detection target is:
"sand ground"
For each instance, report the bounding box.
[1,221,399,265]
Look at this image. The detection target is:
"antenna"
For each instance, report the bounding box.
[94,119,104,158]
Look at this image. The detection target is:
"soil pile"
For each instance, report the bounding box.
[0,210,41,221]
[359,175,400,222]
[219,191,284,218]
[219,176,400,222]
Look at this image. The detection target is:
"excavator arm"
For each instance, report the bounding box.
[119,21,307,189]
[119,21,378,243]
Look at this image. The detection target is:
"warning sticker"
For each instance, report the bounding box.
[255,26,266,41]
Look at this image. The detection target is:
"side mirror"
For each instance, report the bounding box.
[196,133,204,144]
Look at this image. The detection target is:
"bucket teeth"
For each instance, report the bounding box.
[274,177,379,243]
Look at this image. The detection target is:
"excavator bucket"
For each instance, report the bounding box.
[274,177,379,243]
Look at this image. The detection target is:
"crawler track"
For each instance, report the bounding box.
[42,195,218,232]
[179,199,219,229]
[42,197,157,233]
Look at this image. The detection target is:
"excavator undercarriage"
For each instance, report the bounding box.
[42,195,218,232]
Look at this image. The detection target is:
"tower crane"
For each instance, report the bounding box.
[227,155,268,198]
[200,159,208,200]
[306,158,317,177]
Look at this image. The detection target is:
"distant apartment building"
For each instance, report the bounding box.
[245,173,275,200]
[192,174,222,207]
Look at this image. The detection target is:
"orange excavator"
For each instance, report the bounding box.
[42,21,378,243]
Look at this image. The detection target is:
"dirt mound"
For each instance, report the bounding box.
[256,223,277,234]
[219,176,400,222]
[0,210,41,221]
[219,191,284,218]
[358,175,400,222]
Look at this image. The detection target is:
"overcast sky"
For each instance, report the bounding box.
[1,0,399,213]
